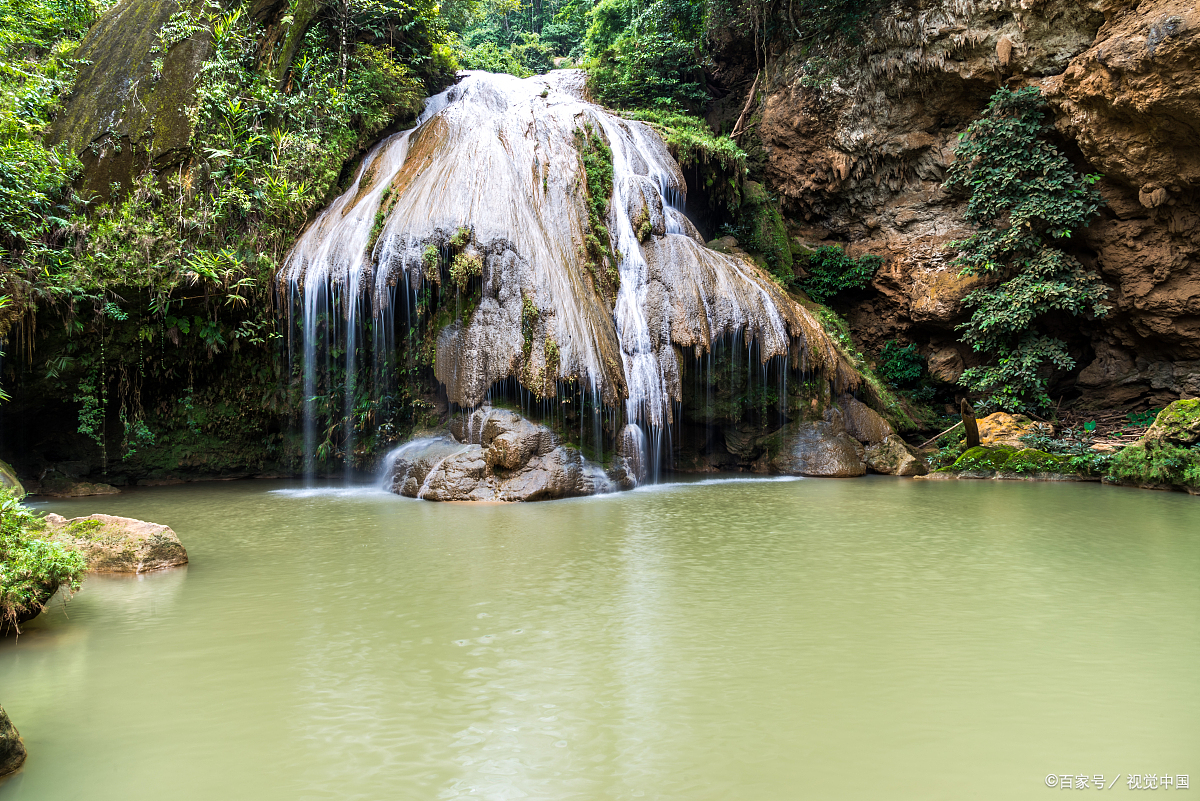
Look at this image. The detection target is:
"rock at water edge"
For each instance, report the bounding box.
[387,407,611,502]
[770,416,867,478]
[1143,399,1200,446]
[864,436,929,476]
[0,460,23,497]
[45,514,188,573]
[0,705,26,778]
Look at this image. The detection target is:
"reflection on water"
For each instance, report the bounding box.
[2,478,1198,800]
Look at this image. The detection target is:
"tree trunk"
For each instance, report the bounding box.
[961,399,981,449]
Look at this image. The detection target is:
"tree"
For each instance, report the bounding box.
[945,87,1109,412]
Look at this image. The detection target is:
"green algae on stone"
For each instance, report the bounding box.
[1003,448,1072,474]
[949,445,1016,472]
[1143,399,1200,446]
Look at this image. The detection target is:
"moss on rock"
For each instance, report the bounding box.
[949,445,1016,472]
[1143,399,1200,446]
[1004,448,1071,474]
[737,181,793,281]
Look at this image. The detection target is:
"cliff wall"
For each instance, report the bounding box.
[748,0,1200,408]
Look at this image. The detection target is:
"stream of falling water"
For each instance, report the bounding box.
[281,70,804,487]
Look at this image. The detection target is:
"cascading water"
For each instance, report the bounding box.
[280,70,856,489]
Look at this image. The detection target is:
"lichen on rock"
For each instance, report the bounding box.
[44,514,188,573]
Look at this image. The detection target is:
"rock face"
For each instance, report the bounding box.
[769,411,867,477]
[0,706,26,778]
[742,0,1200,407]
[385,408,613,501]
[44,514,188,573]
[46,0,214,198]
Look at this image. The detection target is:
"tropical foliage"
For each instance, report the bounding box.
[945,87,1108,412]
[0,486,86,630]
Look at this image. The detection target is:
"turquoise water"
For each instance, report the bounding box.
[1,477,1197,799]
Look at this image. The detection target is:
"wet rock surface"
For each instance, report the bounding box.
[0,705,26,778]
[386,407,613,502]
[768,412,868,478]
[45,514,188,573]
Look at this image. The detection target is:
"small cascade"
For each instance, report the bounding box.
[279,70,860,490]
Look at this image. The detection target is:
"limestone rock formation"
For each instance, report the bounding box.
[45,514,188,573]
[282,70,861,450]
[385,407,612,501]
[0,706,26,778]
[744,0,1200,407]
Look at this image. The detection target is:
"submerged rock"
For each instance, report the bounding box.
[45,514,188,573]
[386,407,610,502]
[0,705,25,778]
[35,479,120,498]
[864,436,929,476]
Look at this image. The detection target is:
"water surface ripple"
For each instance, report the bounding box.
[1,478,1197,800]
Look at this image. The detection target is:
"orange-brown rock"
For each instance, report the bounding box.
[749,0,1200,405]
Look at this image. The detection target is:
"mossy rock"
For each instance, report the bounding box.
[0,459,23,497]
[1107,439,1200,491]
[47,0,215,197]
[738,181,793,280]
[1003,449,1071,474]
[950,445,1016,471]
[1144,399,1200,446]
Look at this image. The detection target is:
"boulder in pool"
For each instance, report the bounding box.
[768,412,867,478]
[386,407,610,501]
[45,514,188,573]
[36,478,120,498]
[0,705,26,777]
[864,435,929,476]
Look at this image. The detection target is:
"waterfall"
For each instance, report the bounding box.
[280,70,855,486]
